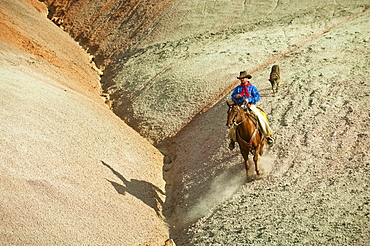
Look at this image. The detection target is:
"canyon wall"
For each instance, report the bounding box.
[0,0,169,245]
[2,0,369,245]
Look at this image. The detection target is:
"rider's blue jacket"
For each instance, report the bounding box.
[231,83,260,105]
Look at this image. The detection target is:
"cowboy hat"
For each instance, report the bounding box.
[237,71,252,79]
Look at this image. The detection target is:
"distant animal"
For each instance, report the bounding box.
[226,101,265,181]
[269,65,280,94]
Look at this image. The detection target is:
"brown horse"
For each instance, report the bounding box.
[269,64,281,94]
[226,101,265,180]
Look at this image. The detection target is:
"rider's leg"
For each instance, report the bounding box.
[229,140,235,150]
[249,105,274,144]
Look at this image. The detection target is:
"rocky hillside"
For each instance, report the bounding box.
[1,0,370,245]
[45,0,370,145]
[0,0,169,245]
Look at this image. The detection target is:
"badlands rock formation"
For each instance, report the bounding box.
[1,0,370,245]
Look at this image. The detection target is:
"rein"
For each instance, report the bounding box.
[233,118,245,126]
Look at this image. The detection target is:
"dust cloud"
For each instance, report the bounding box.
[186,164,245,222]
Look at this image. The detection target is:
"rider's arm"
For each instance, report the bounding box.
[248,85,260,104]
[231,86,240,100]
[231,86,245,102]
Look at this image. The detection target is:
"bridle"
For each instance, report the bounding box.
[228,105,245,126]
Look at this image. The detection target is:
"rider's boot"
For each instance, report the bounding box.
[266,136,275,145]
[228,141,235,150]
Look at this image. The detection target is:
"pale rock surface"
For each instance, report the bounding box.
[0,0,169,245]
[1,0,370,245]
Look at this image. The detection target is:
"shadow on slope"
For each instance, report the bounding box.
[101,161,165,218]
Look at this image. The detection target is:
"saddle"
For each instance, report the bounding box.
[241,104,268,121]
[243,107,267,138]
[245,110,259,125]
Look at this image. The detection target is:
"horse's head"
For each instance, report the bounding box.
[226,101,243,128]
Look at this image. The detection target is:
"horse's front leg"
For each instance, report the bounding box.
[253,149,262,175]
[240,150,250,180]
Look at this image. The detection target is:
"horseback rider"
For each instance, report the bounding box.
[228,71,275,150]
